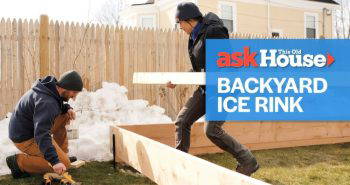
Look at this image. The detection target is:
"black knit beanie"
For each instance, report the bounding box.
[175,2,203,22]
[57,70,83,91]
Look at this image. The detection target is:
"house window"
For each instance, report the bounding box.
[141,15,155,28]
[220,4,234,33]
[305,15,317,38]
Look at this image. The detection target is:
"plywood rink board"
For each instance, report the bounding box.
[118,122,350,155]
[133,72,205,85]
[110,126,269,185]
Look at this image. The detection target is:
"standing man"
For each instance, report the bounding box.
[167,2,259,176]
[6,70,83,178]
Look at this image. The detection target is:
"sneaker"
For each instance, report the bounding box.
[236,158,259,176]
[6,155,30,179]
[69,156,77,163]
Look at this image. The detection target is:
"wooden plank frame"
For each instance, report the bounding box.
[110,126,269,185]
[118,122,350,155]
[133,72,205,85]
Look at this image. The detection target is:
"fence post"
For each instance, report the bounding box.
[39,15,49,77]
[118,27,125,85]
[105,25,110,82]
[18,19,25,96]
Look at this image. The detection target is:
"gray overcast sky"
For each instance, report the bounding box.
[0,0,146,23]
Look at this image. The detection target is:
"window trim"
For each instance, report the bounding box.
[139,14,156,28]
[218,1,237,33]
[304,12,319,39]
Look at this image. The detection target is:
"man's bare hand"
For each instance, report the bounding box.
[52,163,66,175]
[166,81,176,89]
[66,109,76,120]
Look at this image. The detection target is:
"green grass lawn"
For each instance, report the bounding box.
[1,143,350,185]
[199,143,350,185]
[0,161,155,185]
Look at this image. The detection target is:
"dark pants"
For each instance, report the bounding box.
[175,88,255,164]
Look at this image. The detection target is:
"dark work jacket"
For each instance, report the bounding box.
[9,76,70,165]
[188,12,229,72]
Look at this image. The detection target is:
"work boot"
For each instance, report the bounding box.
[69,156,77,163]
[236,157,259,176]
[6,155,30,179]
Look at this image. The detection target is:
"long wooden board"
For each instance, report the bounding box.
[111,126,269,185]
[119,122,350,155]
[133,72,205,85]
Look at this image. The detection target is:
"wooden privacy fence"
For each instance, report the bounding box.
[0,15,291,119]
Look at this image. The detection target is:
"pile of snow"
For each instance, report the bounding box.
[0,113,19,175]
[0,82,172,175]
